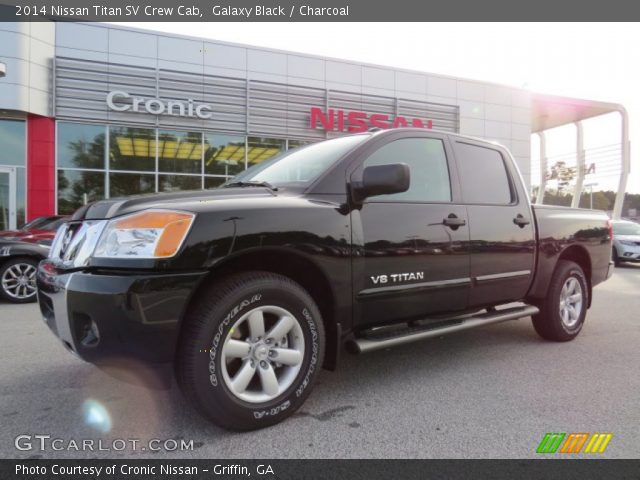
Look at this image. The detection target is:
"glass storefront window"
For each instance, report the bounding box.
[0,171,11,230]
[158,130,203,174]
[16,167,25,227]
[0,119,26,167]
[54,122,327,214]
[0,120,26,227]
[204,133,245,177]
[287,139,312,150]
[109,127,156,172]
[57,123,106,169]
[204,176,227,189]
[110,172,155,198]
[247,137,285,168]
[57,169,105,215]
[159,175,202,192]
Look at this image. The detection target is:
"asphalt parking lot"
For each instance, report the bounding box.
[1,264,639,459]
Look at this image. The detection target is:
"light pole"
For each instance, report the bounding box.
[584,181,598,210]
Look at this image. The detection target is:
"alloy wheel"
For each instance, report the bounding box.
[1,263,37,300]
[559,276,583,329]
[220,305,305,403]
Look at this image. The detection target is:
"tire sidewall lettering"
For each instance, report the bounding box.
[296,307,318,398]
[209,294,262,387]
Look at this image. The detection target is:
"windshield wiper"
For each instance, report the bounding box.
[224,181,278,191]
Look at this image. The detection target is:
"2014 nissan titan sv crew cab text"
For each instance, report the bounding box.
[37,129,614,430]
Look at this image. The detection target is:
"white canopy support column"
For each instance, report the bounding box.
[532,94,630,217]
[612,107,630,219]
[537,131,547,204]
[571,121,585,208]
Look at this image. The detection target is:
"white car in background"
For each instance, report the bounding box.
[612,220,640,266]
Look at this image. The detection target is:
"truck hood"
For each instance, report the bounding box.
[71,187,279,220]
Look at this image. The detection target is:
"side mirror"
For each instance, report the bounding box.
[353,163,410,201]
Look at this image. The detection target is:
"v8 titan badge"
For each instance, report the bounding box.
[371,272,425,285]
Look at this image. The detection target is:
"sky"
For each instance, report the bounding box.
[114,22,639,194]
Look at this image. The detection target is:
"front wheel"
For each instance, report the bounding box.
[532,260,588,342]
[177,272,325,431]
[0,257,39,303]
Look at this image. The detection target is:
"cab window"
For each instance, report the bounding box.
[362,138,451,203]
[454,142,514,205]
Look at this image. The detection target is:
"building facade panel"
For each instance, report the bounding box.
[248,49,287,75]
[427,75,457,98]
[459,117,485,137]
[287,55,324,80]
[158,35,204,65]
[484,84,513,106]
[326,60,361,85]
[204,42,246,70]
[485,103,511,123]
[395,71,427,95]
[457,80,485,101]
[55,22,108,51]
[362,66,395,90]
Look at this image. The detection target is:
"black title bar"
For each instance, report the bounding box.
[2,0,640,21]
[3,459,640,480]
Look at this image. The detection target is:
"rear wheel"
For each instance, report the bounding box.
[532,260,588,342]
[177,271,325,431]
[0,257,38,303]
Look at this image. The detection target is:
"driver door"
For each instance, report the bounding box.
[350,133,471,329]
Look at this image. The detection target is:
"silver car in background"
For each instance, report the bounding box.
[612,220,640,266]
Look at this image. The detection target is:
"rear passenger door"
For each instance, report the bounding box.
[451,139,535,308]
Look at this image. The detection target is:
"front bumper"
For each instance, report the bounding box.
[618,246,640,262]
[36,260,207,364]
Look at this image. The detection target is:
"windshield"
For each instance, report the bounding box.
[228,134,369,187]
[613,222,640,236]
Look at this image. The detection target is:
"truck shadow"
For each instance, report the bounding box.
[614,263,640,269]
[0,316,546,457]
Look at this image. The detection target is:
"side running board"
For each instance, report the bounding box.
[349,305,539,354]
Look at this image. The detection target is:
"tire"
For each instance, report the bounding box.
[0,257,39,303]
[176,271,325,431]
[532,260,588,342]
[612,248,622,267]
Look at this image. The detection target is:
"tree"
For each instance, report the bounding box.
[546,160,577,194]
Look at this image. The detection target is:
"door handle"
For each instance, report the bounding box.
[513,214,530,227]
[443,214,466,229]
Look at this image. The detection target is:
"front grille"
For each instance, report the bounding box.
[51,223,78,258]
[49,220,107,268]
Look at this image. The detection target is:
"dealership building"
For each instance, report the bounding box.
[0,21,630,229]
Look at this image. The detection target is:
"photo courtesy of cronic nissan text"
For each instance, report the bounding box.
[0,1,639,479]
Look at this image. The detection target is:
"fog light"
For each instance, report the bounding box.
[80,319,100,347]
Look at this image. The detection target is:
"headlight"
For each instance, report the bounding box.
[619,240,638,246]
[93,210,195,259]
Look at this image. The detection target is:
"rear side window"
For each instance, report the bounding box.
[455,142,514,204]
[362,138,451,203]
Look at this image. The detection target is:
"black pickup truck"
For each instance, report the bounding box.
[37,129,613,430]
